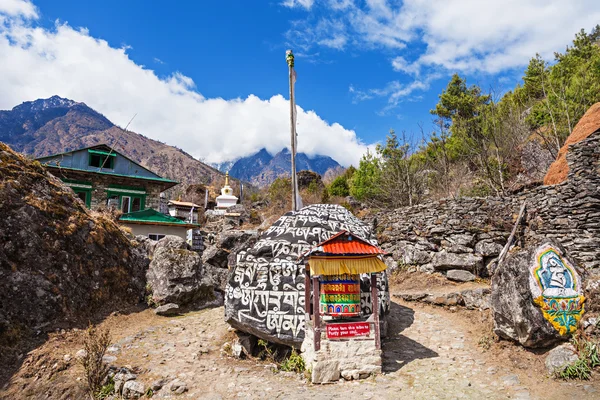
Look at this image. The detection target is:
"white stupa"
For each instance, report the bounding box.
[215,172,238,214]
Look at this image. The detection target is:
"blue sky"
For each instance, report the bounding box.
[1,0,599,165]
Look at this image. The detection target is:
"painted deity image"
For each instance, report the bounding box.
[529,244,585,336]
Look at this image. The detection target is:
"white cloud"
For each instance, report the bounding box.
[0,0,37,18]
[0,2,368,167]
[287,0,600,106]
[281,0,315,10]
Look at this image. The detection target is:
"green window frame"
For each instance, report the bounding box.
[88,149,116,169]
[106,187,146,213]
[73,188,92,208]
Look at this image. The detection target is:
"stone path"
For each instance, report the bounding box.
[90,301,599,399]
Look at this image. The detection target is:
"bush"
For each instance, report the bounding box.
[280,349,305,373]
[80,325,112,397]
[328,176,350,197]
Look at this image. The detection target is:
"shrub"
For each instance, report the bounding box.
[328,176,350,197]
[280,349,305,373]
[80,325,112,397]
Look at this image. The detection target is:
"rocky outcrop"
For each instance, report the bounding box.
[544,102,600,185]
[491,240,585,348]
[146,236,216,307]
[224,204,390,347]
[0,143,147,346]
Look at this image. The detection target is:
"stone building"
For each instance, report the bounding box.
[37,144,196,240]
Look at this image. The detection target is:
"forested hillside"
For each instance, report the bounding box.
[342,27,600,208]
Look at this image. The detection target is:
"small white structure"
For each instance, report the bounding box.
[168,200,201,223]
[215,172,238,214]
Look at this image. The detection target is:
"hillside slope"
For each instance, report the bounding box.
[0,96,224,190]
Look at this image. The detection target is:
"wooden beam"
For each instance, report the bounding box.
[371,273,381,350]
[312,276,321,352]
[304,266,311,321]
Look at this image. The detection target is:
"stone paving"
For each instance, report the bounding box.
[105,300,598,399]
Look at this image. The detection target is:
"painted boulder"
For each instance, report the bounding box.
[492,240,585,348]
[224,204,390,347]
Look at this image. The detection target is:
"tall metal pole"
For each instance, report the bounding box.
[286,49,298,212]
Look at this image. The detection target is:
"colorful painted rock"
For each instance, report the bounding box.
[529,243,585,336]
[320,274,361,317]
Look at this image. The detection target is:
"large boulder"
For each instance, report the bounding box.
[146,236,215,307]
[224,204,390,347]
[492,240,585,348]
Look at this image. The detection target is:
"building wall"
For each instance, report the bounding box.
[48,168,164,211]
[38,146,164,180]
[123,223,188,240]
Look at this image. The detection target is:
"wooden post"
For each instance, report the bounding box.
[312,276,321,351]
[286,49,298,212]
[371,273,380,350]
[304,265,311,320]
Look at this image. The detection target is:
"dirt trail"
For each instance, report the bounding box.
[4,297,599,399]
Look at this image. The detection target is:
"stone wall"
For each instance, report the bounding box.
[375,130,600,276]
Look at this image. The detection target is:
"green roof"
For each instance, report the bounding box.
[119,208,198,227]
[88,149,116,157]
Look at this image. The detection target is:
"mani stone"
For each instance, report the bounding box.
[491,240,581,348]
[446,269,476,282]
[224,204,389,348]
[545,343,579,375]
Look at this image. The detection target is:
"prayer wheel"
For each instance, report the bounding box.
[319,274,361,317]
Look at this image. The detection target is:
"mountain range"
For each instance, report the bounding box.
[227,148,341,186]
[0,96,224,192]
[0,95,341,190]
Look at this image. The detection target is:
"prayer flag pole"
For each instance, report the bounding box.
[286,49,299,212]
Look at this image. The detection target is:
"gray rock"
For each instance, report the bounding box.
[446,269,476,282]
[169,379,187,394]
[154,303,180,316]
[491,240,571,348]
[146,244,215,307]
[431,251,483,272]
[150,378,167,391]
[155,235,189,251]
[545,344,579,375]
[475,240,504,257]
[448,234,475,247]
[311,360,341,383]
[114,370,137,382]
[122,380,145,399]
[461,288,491,310]
[402,248,432,265]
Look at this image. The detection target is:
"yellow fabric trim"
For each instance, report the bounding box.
[309,256,387,276]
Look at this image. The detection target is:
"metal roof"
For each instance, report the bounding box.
[305,230,387,257]
[119,208,198,227]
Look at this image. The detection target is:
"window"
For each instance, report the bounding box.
[121,196,131,213]
[89,154,114,169]
[131,197,142,212]
[71,187,91,208]
[107,195,119,209]
[148,234,166,241]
